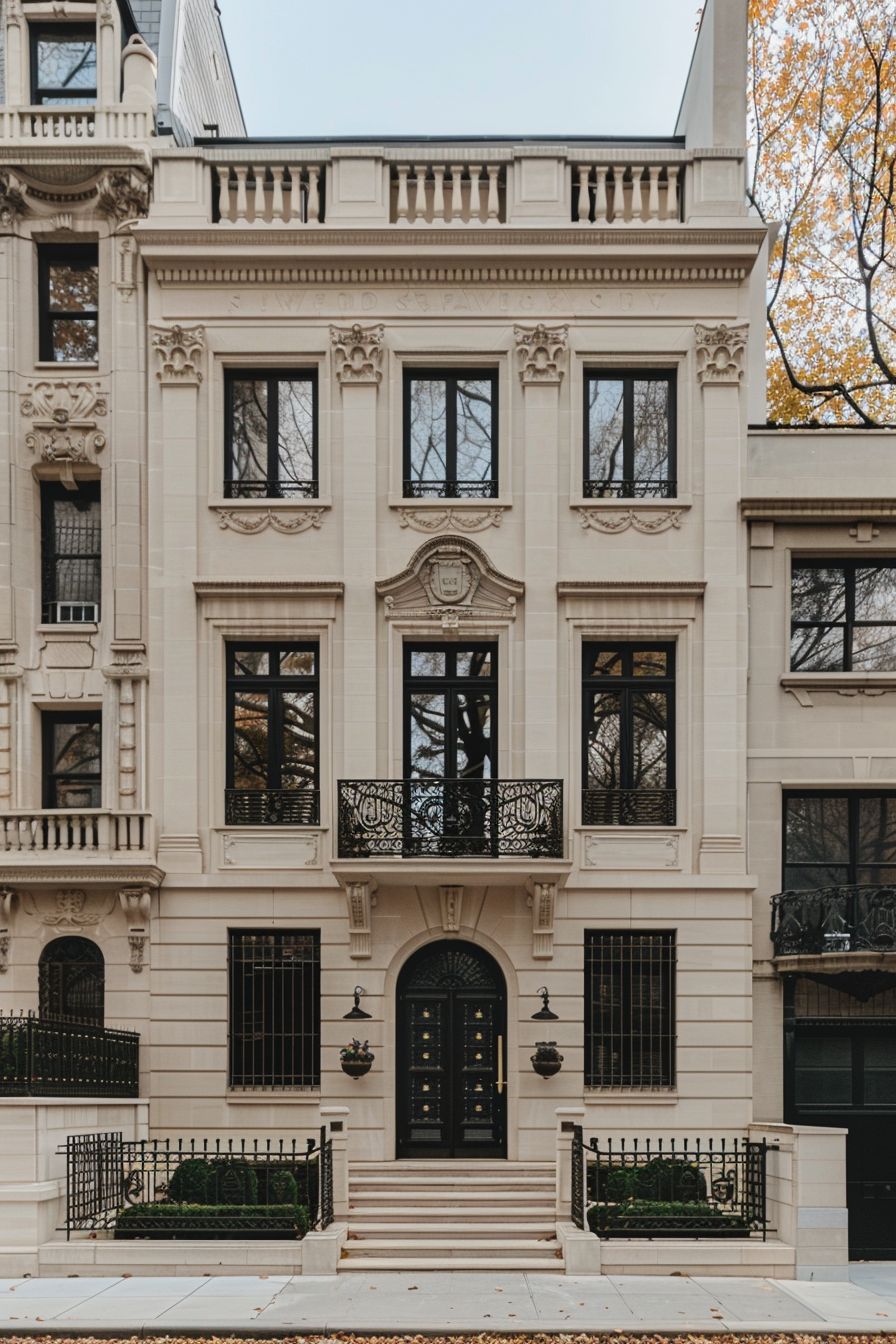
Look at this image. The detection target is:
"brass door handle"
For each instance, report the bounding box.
[496,1034,504,1093]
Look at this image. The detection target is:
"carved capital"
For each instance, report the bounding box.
[527,880,556,959]
[22,379,108,484]
[99,0,116,25]
[439,885,464,934]
[119,885,151,924]
[103,642,148,681]
[0,886,17,924]
[514,324,568,385]
[96,168,151,223]
[345,880,377,959]
[695,322,748,385]
[331,324,384,385]
[0,171,27,227]
[152,324,205,385]
[214,507,324,535]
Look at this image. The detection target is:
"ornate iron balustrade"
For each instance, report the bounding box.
[338,778,564,859]
[582,788,676,827]
[403,480,499,499]
[59,1130,333,1239]
[582,479,677,499]
[225,789,320,827]
[0,1013,139,1098]
[771,885,896,957]
[574,1132,772,1240]
[223,479,319,500]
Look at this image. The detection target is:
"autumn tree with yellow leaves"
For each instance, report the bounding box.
[748,0,896,424]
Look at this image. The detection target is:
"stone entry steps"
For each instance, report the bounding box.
[344,1160,563,1271]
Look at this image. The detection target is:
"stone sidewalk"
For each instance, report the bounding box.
[0,1266,894,1334]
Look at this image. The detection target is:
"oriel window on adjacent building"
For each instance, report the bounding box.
[404,369,498,498]
[30,26,97,104]
[585,930,676,1088]
[42,711,102,809]
[225,370,318,498]
[584,370,676,498]
[790,560,896,671]
[41,481,101,624]
[38,244,99,363]
[228,929,320,1090]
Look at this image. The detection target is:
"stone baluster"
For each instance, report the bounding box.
[611,165,626,222]
[270,166,285,220]
[307,167,321,222]
[216,166,233,222]
[576,166,591,221]
[432,165,446,221]
[666,166,680,220]
[630,165,644,221]
[396,164,410,222]
[593,167,608,223]
[288,167,304,222]
[252,165,267,222]
[449,165,464,221]
[234,166,249,223]
[486,165,500,223]
[468,164,482,221]
[413,163,429,223]
[647,166,661,221]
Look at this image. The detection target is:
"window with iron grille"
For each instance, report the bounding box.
[404,369,498,498]
[790,560,896,672]
[585,931,676,1088]
[582,642,675,825]
[42,711,101,809]
[41,481,101,624]
[228,930,320,1089]
[30,26,97,105]
[225,370,318,498]
[584,371,676,498]
[38,244,99,363]
[226,642,319,825]
[783,791,896,889]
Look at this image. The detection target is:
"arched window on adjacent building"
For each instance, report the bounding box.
[38,936,104,1025]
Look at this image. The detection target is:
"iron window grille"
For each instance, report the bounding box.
[226,642,320,826]
[39,936,104,1026]
[30,25,97,105]
[404,369,498,498]
[790,560,896,672]
[38,244,99,363]
[582,642,676,825]
[41,481,101,624]
[225,370,318,499]
[583,370,676,498]
[228,929,321,1089]
[585,930,676,1088]
[42,710,102,810]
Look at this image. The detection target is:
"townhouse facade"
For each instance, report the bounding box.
[0,0,892,1277]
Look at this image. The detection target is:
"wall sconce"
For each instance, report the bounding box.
[343,985,371,1020]
[532,986,558,1021]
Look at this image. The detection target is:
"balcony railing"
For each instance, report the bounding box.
[573,162,683,224]
[213,163,324,224]
[391,161,506,225]
[338,778,563,859]
[403,480,499,499]
[583,479,677,500]
[224,789,320,827]
[582,788,677,827]
[0,107,154,141]
[0,1012,139,1098]
[771,885,896,957]
[0,810,153,856]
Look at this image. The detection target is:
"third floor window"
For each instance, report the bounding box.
[30,26,97,104]
[404,370,498,498]
[41,481,101,624]
[225,370,317,499]
[38,244,98,363]
[791,561,896,672]
[584,371,675,498]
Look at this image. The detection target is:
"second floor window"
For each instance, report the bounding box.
[784,792,896,890]
[39,244,99,363]
[31,26,97,104]
[405,643,497,779]
[41,482,101,624]
[225,371,317,498]
[405,370,497,498]
[584,371,675,498]
[43,711,101,809]
[791,561,896,672]
[582,642,675,825]
[226,643,319,825]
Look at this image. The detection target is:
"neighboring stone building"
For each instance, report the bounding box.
[0,0,892,1279]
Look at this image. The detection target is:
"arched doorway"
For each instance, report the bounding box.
[396,939,507,1158]
[39,936,104,1025]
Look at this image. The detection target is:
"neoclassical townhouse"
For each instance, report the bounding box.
[0,0,893,1279]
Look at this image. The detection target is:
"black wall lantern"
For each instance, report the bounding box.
[343,985,371,1020]
[532,986,558,1021]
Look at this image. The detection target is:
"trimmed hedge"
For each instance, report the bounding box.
[588,1199,750,1238]
[115,1202,310,1241]
[165,1156,317,1210]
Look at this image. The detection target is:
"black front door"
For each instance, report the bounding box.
[397,940,507,1158]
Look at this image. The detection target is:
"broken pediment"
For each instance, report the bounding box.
[377,537,524,628]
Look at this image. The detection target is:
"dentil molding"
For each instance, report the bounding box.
[695,322,748,385]
[214,507,325,535]
[331,323,384,384]
[576,507,683,534]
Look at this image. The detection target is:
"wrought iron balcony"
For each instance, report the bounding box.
[0,1012,139,1098]
[771,885,896,957]
[582,788,677,827]
[225,789,320,827]
[582,479,677,500]
[337,778,563,860]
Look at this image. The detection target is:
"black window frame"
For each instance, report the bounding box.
[582,641,676,826]
[42,709,102,810]
[225,640,320,825]
[583,369,676,499]
[403,641,498,780]
[227,928,321,1090]
[403,367,499,499]
[224,368,319,500]
[783,789,896,890]
[29,24,97,105]
[40,480,101,624]
[585,929,677,1089]
[790,559,896,673]
[38,243,99,364]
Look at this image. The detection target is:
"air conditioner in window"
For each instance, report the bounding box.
[51,601,99,624]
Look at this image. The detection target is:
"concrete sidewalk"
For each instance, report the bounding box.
[0,1265,894,1333]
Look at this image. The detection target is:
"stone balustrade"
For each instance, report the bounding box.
[392,161,505,225]
[0,810,153,857]
[214,163,324,224]
[0,107,155,141]
[573,162,683,224]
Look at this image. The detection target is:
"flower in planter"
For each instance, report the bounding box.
[340,1038,374,1063]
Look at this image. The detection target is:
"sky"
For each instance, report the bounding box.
[217,0,704,139]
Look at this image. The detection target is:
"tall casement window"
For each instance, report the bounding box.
[38,244,99,363]
[30,26,97,104]
[405,643,496,779]
[791,561,896,672]
[41,481,101,623]
[226,643,319,825]
[784,792,896,890]
[582,642,675,825]
[228,930,320,1089]
[584,371,675,498]
[225,370,318,499]
[585,931,676,1088]
[42,711,101,809]
[404,369,498,498]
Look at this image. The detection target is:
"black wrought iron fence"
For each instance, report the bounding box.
[60,1129,333,1240]
[572,1132,772,1240]
[0,1012,139,1098]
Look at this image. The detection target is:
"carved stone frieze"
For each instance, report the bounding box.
[21,380,107,482]
[23,889,115,928]
[378,536,523,629]
[0,171,27,227]
[96,168,151,223]
[695,322,748,385]
[214,507,324,535]
[397,507,504,534]
[576,507,682,535]
[128,932,147,973]
[527,880,556,959]
[345,880,377,959]
[0,935,9,973]
[439,885,464,934]
[152,324,206,385]
[331,324,384,384]
[515,324,569,385]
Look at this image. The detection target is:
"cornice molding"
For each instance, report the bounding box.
[0,865,165,887]
[152,262,750,287]
[138,225,766,251]
[741,497,896,521]
[558,579,706,598]
[194,578,345,599]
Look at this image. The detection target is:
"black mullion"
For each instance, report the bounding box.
[266,375,279,498]
[845,562,856,672]
[848,793,860,887]
[623,377,635,488]
[446,375,458,494]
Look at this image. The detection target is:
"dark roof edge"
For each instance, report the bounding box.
[117,0,140,39]
[193,133,688,148]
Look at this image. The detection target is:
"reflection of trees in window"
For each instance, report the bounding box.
[584,372,675,498]
[43,713,102,809]
[39,246,98,363]
[226,372,317,498]
[784,792,896,888]
[31,28,97,103]
[405,645,495,778]
[791,562,896,671]
[405,372,497,498]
